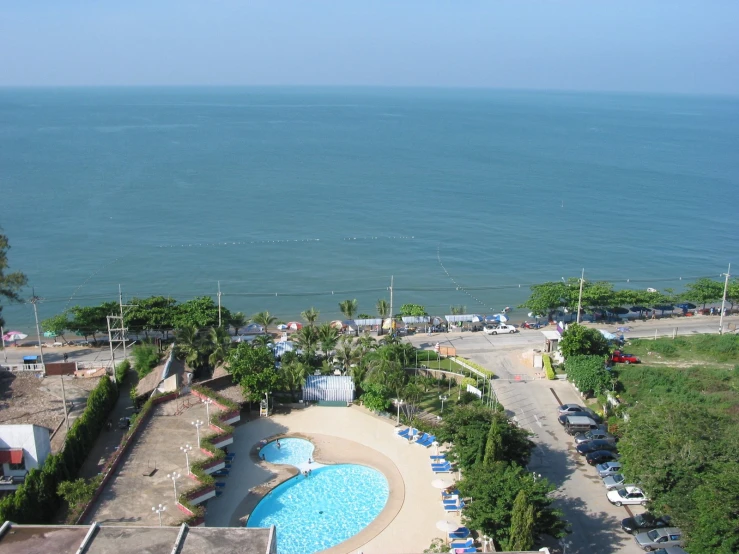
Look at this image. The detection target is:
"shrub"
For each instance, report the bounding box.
[543,354,555,380]
[565,355,611,396]
[115,359,130,383]
[456,356,495,378]
[131,343,160,379]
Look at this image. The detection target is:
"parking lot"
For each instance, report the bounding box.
[405,332,646,554]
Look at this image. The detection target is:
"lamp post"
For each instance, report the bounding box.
[395,399,404,426]
[439,395,448,413]
[152,504,166,527]
[719,264,731,334]
[180,444,193,475]
[202,397,214,422]
[192,420,204,447]
[167,472,181,501]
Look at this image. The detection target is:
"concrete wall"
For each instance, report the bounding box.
[44,362,76,376]
[0,424,51,476]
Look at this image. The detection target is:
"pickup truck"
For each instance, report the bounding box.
[610,351,640,364]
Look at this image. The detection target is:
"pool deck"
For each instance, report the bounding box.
[204,405,458,554]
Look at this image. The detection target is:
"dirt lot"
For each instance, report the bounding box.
[0,370,101,451]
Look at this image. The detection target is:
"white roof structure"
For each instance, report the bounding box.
[401,316,431,324]
[303,375,355,403]
[354,318,383,326]
[444,314,483,323]
[541,330,562,341]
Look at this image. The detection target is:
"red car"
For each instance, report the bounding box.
[610,351,640,364]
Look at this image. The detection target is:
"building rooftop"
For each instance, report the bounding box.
[0,522,275,554]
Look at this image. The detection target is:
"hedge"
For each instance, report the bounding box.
[115,359,130,384]
[456,357,496,379]
[543,354,555,380]
[0,375,118,523]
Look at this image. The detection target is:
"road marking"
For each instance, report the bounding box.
[534,414,542,428]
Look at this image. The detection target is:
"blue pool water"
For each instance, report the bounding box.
[260,438,315,467]
[247,464,389,554]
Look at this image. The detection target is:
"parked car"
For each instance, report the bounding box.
[586,450,619,466]
[576,440,618,455]
[558,403,584,416]
[574,429,617,445]
[607,485,648,506]
[611,350,640,364]
[621,513,673,534]
[596,461,623,477]
[634,527,684,551]
[484,324,517,335]
[602,473,626,490]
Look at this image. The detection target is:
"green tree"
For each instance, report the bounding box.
[42,312,70,343]
[0,231,27,328]
[683,277,724,309]
[57,477,99,510]
[519,281,568,321]
[506,489,536,551]
[207,326,231,368]
[279,357,309,401]
[68,302,118,343]
[726,278,739,310]
[227,343,279,402]
[458,462,566,549]
[131,343,160,378]
[175,324,205,369]
[126,296,177,338]
[317,322,339,357]
[376,299,389,336]
[360,381,391,412]
[251,311,277,332]
[334,337,358,374]
[450,305,467,315]
[301,307,320,327]
[228,311,248,335]
[339,299,358,319]
[559,323,610,358]
[294,325,319,358]
[483,416,504,467]
[565,355,611,396]
[398,303,427,317]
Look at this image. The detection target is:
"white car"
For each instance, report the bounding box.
[607,485,648,506]
[484,324,517,335]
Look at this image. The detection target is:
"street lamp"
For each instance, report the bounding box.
[192,420,204,447]
[394,399,404,426]
[180,444,193,475]
[152,504,166,527]
[168,472,181,501]
[202,397,214,422]
[439,395,448,413]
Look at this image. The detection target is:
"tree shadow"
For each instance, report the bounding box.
[527,441,575,489]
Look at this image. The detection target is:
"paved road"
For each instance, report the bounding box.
[402,327,711,554]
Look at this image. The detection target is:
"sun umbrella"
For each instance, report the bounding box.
[287,322,302,331]
[2,331,27,342]
[485,314,508,323]
[330,320,344,330]
[470,315,484,323]
[276,324,288,330]
[676,303,696,310]
[432,479,453,489]
[43,331,57,338]
[436,520,460,533]
[598,329,618,341]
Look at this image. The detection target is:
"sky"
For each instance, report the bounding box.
[1,0,738,94]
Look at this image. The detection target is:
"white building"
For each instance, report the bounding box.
[0,424,51,490]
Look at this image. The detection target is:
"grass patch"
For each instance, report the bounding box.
[418,357,471,374]
[627,334,739,364]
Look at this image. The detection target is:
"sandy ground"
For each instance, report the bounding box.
[204,405,458,554]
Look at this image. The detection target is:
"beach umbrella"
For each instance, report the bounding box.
[598,329,618,341]
[617,326,631,333]
[436,520,460,533]
[243,323,265,334]
[610,307,629,315]
[2,331,27,342]
[381,318,393,330]
[287,322,302,331]
[676,303,696,310]
[432,479,453,489]
[276,324,288,330]
[43,331,57,338]
[331,320,345,330]
[470,315,484,323]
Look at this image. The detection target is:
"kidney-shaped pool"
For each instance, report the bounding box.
[248,438,389,554]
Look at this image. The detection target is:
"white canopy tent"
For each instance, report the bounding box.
[401,316,431,324]
[444,314,483,323]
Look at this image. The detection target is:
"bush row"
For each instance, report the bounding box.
[543,354,555,380]
[0,375,118,523]
[455,356,496,378]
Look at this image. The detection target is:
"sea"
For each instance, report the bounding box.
[1,87,738,332]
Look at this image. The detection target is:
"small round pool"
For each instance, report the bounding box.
[260,438,315,467]
[250,439,389,554]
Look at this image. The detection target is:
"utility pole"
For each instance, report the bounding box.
[119,284,127,359]
[30,290,45,368]
[576,268,585,324]
[217,281,222,328]
[389,275,394,333]
[719,263,731,335]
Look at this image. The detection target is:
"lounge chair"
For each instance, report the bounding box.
[433,464,453,474]
[418,435,436,447]
[396,427,411,439]
[450,538,474,549]
[448,526,470,540]
[430,455,446,460]
[431,462,451,470]
[415,432,430,444]
[442,489,460,498]
[444,501,465,512]
[442,495,459,504]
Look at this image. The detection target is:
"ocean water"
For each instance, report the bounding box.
[1,87,737,330]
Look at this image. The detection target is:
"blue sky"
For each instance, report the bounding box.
[1,0,738,93]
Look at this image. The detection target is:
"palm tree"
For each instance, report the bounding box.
[339,299,358,320]
[334,338,358,374]
[376,299,389,336]
[280,359,310,401]
[252,334,273,349]
[228,311,248,335]
[357,333,377,352]
[207,326,232,368]
[318,323,339,358]
[301,307,320,327]
[294,325,319,357]
[252,311,277,333]
[175,324,204,369]
[450,305,466,315]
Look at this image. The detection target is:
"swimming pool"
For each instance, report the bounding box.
[250,439,389,554]
[259,437,315,467]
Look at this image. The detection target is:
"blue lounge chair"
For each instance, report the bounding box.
[433,464,453,474]
[445,501,465,512]
[430,455,446,460]
[442,489,460,498]
[396,427,411,439]
[414,432,430,444]
[418,435,436,447]
[431,462,451,470]
[450,538,474,549]
[448,526,470,540]
[443,495,459,504]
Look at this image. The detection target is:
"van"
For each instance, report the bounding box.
[564,415,599,435]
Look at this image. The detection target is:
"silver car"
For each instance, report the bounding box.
[596,461,622,477]
[634,527,684,551]
[602,473,626,490]
[574,429,616,445]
